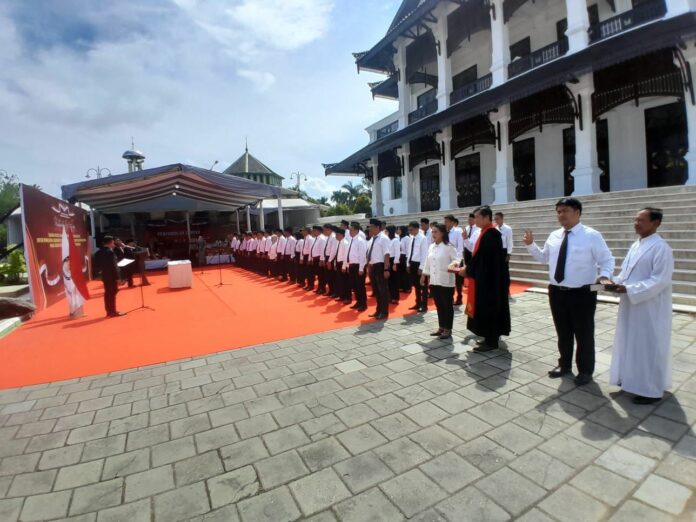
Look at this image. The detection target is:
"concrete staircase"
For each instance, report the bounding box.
[369,185,696,312]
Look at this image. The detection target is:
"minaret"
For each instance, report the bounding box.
[122,138,146,173]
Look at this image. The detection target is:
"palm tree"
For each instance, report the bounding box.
[340,181,367,208]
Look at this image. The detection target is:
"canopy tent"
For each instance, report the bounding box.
[62,163,295,213]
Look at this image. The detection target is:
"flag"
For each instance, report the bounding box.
[62,226,90,316]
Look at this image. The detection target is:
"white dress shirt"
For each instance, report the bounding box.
[336,237,349,265]
[464,226,481,253]
[367,234,391,265]
[425,227,433,243]
[526,222,615,287]
[407,232,426,266]
[295,238,304,257]
[276,236,287,256]
[422,242,460,287]
[389,237,400,262]
[311,235,327,259]
[269,238,279,260]
[247,239,256,252]
[302,236,315,256]
[358,230,366,240]
[400,235,411,257]
[346,235,367,272]
[323,234,338,262]
[497,224,513,255]
[448,226,464,258]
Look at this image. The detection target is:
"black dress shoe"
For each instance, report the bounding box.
[419,307,428,313]
[548,367,573,379]
[355,306,367,312]
[454,299,463,306]
[408,305,420,310]
[107,312,126,317]
[375,314,388,320]
[368,312,378,318]
[574,374,592,386]
[349,303,359,309]
[632,395,662,405]
[473,343,496,353]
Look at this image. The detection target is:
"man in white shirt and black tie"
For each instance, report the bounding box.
[345,222,368,311]
[367,218,391,320]
[495,212,513,296]
[523,197,614,386]
[317,224,336,296]
[300,227,314,289]
[406,221,427,312]
[444,215,464,306]
[308,225,325,292]
[280,227,295,282]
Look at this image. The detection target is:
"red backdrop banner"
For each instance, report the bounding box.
[20,185,91,310]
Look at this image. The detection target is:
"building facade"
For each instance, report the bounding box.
[324,0,696,217]
[223,147,284,187]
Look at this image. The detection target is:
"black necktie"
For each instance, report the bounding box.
[346,237,354,262]
[554,230,570,284]
[366,238,375,262]
[409,236,416,263]
[324,237,330,257]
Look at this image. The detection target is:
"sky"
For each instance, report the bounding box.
[0,0,400,200]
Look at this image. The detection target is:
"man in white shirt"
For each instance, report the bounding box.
[406,221,428,312]
[399,226,412,293]
[307,225,325,292]
[444,215,464,306]
[333,227,349,302]
[609,208,674,405]
[460,213,479,299]
[300,227,315,289]
[367,218,392,320]
[317,224,335,295]
[345,222,368,311]
[494,211,513,296]
[278,227,293,282]
[420,218,433,244]
[294,232,305,285]
[523,197,614,386]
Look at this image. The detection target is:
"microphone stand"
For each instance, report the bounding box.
[215,248,232,287]
[129,259,154,313]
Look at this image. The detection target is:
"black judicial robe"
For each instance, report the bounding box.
[465,228,511,339]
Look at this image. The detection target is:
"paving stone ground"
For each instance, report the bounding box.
[1,292,695,521]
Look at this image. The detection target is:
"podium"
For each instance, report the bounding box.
[168,260,193,288]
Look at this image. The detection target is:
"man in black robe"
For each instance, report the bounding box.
[459,206,510,351]
[93,236,125,317]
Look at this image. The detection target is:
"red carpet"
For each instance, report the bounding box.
[0,267,530,389]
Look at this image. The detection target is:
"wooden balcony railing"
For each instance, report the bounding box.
[408,99,438,125]
[376,121,399,140]
[589,0,666,43]
[450,73,493,105]
[508,38,569,78]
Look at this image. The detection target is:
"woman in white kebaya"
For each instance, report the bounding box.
[421,224,459,340]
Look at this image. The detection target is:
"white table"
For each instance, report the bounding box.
[206,254,233,265]
[167,260,193,288]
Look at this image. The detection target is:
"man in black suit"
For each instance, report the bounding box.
[93,236,125,317]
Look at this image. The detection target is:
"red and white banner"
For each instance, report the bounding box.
[20,185,91,313]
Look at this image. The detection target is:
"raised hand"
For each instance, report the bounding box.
[523,229,534,246]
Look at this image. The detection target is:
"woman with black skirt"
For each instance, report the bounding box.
[421,223,459,340]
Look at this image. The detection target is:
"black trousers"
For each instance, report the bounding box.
[326,263,336,295]
[370,262,389,316]
[348,263,367,307]
[431,285,454,330]
[300,254,310,285]
[388,257,399,302]
[455,259,465,300]
[103,279,118,315]
[548,285,597,375]
[410,261,425,308]
[398,254,410,292]
[317,262,328,292]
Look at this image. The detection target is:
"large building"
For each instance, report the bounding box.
[223,146,285,187]
[325,0,696,217]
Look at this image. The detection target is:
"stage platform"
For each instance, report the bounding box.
[0,266,530,389]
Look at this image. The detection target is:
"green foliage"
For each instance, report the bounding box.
[0,171,20,248]
[352,195,372,217]
[323,203,352,217]
[0,249,27,284]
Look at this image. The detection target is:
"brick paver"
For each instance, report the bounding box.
[0,293,694,520]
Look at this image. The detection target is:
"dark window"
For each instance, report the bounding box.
[645,101,688,188]
[417,88,437,108]
[393,176,402,199]
[588,4,600,26]
[509,37,530,60]
[562,127,575,197]
[597,119,610,192]
[419,164,440,212]
[452,65,478,91]
[513,138,536,201]
[454,153,482,208]
[556,19,567,41]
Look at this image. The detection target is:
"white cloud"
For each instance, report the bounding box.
[302,175,344,199]
[237,69,276,92]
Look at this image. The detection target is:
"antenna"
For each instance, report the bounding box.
[210,160,219,171]
[245,136,248,152]
[131,136,135,149]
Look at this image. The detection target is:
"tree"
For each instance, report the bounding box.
[340,180,368,208]
[331,190,349,206]
[316,196,329,205]
[352,195,372,217]
[0,172,20,248]
[323,203,352,217]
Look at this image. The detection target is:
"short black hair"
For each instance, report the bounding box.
[434,223,449,245]
[468,213,475,218]
[420,217,430,225]
[494,212,504,218]
[284,226,293,233]
[102,235,114,245]
[408,221,420,229]
[556,197,582,214]
[474,206,493,220]
[443,214,455,222]
[641,207,663,223]
[453,217,459,225]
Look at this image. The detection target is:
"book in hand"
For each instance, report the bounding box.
[590,283,620,292]
[447,265,461,274]
[117,259,135,268]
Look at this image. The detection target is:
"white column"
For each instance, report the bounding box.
[246,205,251,231]
[438,127,457,209]
[564,0,590,53]
[667,0,695,17]
[370,156,383,217]
[431,6,452,111]
[684,50,696,185]
[258,200,265,231]
[489,0,510,87]
[277,196,284,228]
[236,209,241,234]
[569,74,602,195]
[98,213,104,233]
[491,105,516,204]
[395,40,411,129]
[400,143,418,213]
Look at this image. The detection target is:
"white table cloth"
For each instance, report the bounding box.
[145,260,169,270]
[167,260,193,288]
[206,254,233,265]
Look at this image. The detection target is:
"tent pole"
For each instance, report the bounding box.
[185,212,191,255]
[277,196,284,229]
[258,200,265,231]
[129,213,136,239]
[90,208,97,252]
[99,213,104,233]
[236,210,241,234]
[246,205,251,231]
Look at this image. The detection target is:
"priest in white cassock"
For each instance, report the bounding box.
[609,207,674,405]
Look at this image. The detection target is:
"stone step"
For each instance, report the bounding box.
[506,230,696,240]
[510,266,696,289]
[511,258,696,271]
